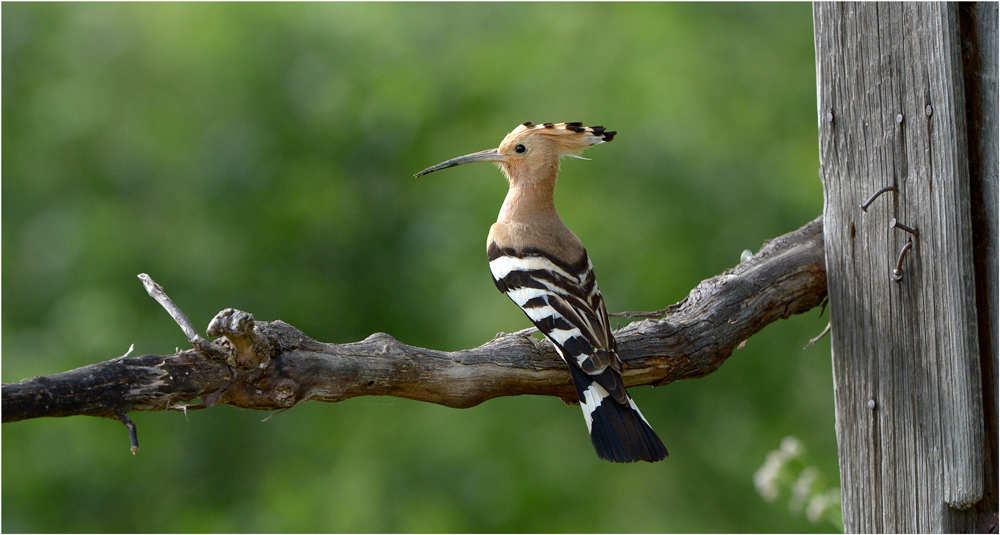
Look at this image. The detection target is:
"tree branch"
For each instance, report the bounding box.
[2,216,826,427]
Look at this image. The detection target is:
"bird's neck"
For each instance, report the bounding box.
[497,180,559,226]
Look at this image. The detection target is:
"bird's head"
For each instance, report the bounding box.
[414,122,615,186]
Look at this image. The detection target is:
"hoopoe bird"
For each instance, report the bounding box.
[415,122,668,463]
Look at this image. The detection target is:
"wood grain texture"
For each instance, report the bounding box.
[815,2,989,532]
[2,217,826,424]
[962,3,1000,531]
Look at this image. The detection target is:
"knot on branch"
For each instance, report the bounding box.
[201,311,324,409]
[204,309,319,370]
[363,332,403,356]
[207,308,269,369]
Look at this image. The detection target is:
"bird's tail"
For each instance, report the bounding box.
[569,364,668,463]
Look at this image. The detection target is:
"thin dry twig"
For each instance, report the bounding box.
[138,273,201,344]
[805,322,832,349]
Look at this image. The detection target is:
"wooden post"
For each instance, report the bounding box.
[815,2,996,532]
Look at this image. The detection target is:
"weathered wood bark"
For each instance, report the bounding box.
[2,217,826,426]
[962,3,1000,533]
[815,2,996,532]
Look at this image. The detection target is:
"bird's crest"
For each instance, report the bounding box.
[413,121,616,178]
[499,122,616,158]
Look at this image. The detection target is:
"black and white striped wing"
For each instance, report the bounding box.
[488,242,668,462]
[487,245,623,394]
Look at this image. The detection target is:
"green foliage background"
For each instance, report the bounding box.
[2,3,837,532]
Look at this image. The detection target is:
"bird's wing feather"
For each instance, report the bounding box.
[488,242,625,402]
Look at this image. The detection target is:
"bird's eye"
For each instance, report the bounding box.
[514,144,527,154]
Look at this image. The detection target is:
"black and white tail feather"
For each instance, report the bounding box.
[488,242,668,463]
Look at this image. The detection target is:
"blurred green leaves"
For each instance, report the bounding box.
[3,3,836,532]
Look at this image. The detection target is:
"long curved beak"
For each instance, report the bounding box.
[413,148,505,178]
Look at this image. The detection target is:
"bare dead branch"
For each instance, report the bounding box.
[2,216,826,428]
[805,322,832,349]
[138,273,201,344]
[138,273,229,360]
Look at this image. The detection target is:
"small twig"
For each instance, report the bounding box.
[171,404,192,421]
[111,343,135,362]
[138,274,229,359]
[495,326,539,339]
[169,403,208,418]
[261,407,294,422]
[805,322,832,349]
[137,274,201,344]
[609,303,679,319]
[511,326,539,337]
[115,411,139,455]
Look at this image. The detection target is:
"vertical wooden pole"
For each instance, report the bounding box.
[961,2,999,532]
[815,3,992,532]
